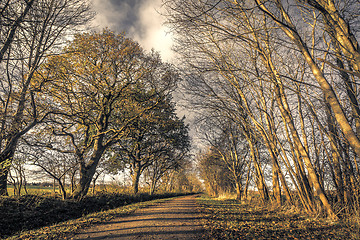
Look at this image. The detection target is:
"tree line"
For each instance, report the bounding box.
[0,0,191,200]
[164,0,360,219]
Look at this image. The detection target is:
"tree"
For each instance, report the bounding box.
[36,30,179,199]
[251,0,359,220]
[144,154,188,195]
[210,120,251,200]
[8,154,28,196]
[0,0,92,196]
[197,149,235,197]
[0,0,35,61]
[107,96,190,194]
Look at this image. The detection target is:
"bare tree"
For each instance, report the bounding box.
[0,0,92,196]
[8,155,28,196]
[163,0,360,218]
[0,0,35,61]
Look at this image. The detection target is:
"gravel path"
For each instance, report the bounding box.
[72,195,206,240]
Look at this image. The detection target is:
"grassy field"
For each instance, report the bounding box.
[198,196,360,240]
[7,186,54,196]
[6,184,134,197]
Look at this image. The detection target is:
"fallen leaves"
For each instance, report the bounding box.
[198,197,357,240]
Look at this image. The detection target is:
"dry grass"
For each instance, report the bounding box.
[215,192,238,200]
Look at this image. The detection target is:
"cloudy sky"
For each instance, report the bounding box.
[91,0,174,61]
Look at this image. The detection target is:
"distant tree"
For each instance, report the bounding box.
[13,132,80,199]
[8,155,28,196]
[107,96,190,194]
[197,149,235,197]
[144,153,190,195]
[211,121,251,200]
[164,168,203,193]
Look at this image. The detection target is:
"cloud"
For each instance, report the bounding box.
[91,0,174,61]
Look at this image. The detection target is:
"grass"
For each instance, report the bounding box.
[7,184,154,197]
[197,195,359,240]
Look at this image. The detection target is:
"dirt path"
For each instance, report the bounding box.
[71,195,206,240]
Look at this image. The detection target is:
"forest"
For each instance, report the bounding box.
[163,0,360,220]
[1,0,360,238]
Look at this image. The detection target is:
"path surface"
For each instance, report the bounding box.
[72,195,206,240]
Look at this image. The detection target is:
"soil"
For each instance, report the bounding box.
[71,194,206,240]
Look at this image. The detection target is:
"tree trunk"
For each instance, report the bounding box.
[53,179,56,193]
[132,165,141,195]
[92,173,101,195]
[272,166,282,205]
[57,178,67,200]
[235,180,242,200]
[244,166,251,200]
[0,167,9,196]
[325,100,345,203]
[71,141,106,200]
[72,164,96,200]
[275,82,337,218]
[0,144,16,196]
[150,180,156,195]
[70,169,77,193]
[248,140,269,202]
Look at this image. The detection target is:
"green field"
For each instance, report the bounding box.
[7,185,61,196]
[6,184,121,197]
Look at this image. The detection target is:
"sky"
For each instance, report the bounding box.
[91,0,174,61]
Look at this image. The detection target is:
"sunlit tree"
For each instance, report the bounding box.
[164,0,360,218]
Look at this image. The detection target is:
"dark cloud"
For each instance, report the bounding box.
[107,0,143,32]
[91,0,174,60]
[92,0,149,36]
